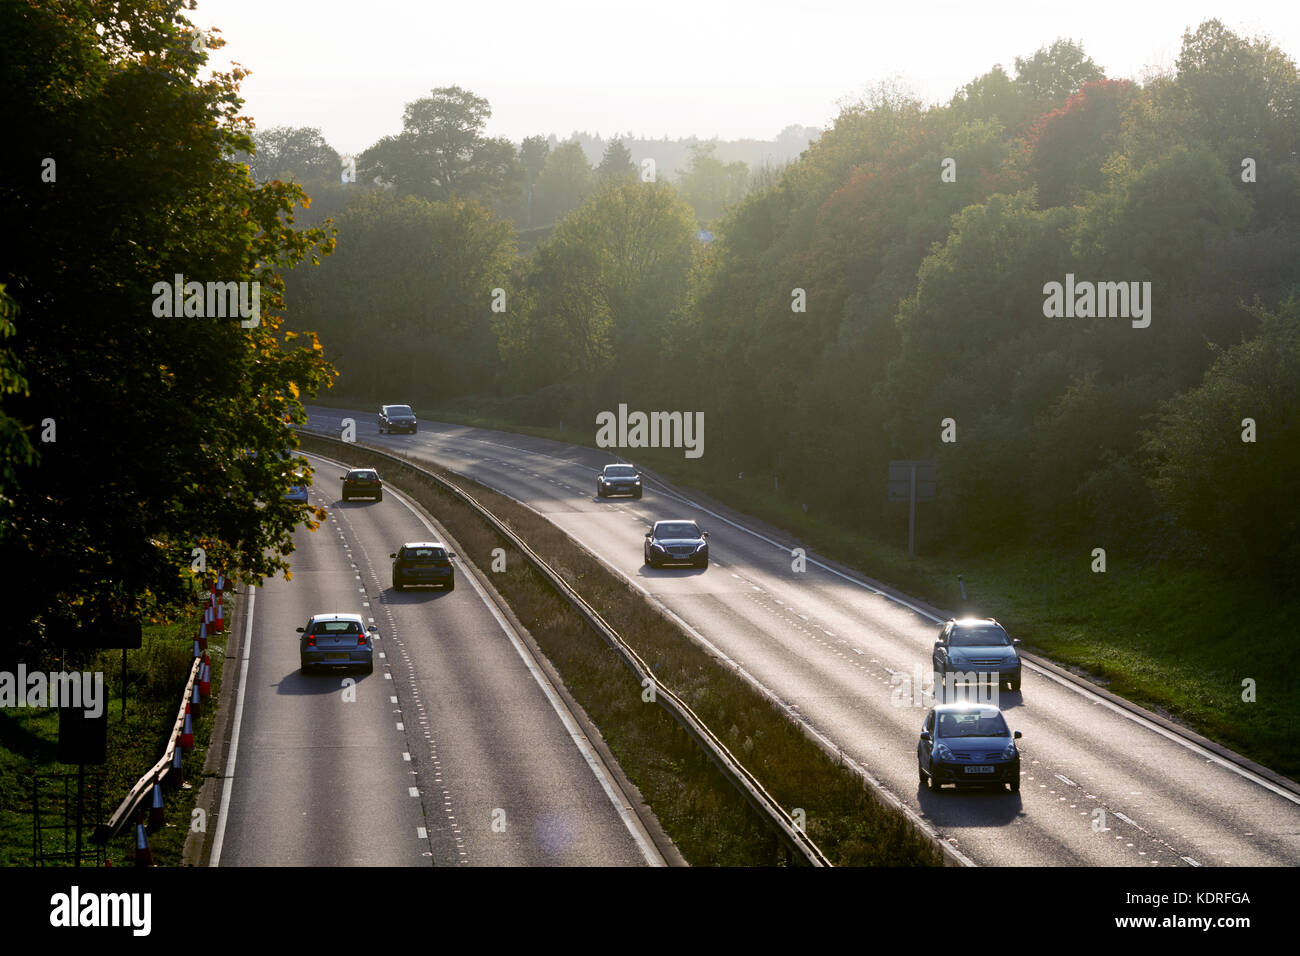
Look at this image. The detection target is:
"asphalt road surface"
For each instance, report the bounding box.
[208,450,663,866]
[303,406,1300,867]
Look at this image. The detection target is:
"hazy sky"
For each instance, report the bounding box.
[193,1,1300,156]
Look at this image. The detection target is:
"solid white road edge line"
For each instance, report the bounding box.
[208,583,256,867]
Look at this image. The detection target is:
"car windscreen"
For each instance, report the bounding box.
[656,522,700,539]
[605,466,637,477]
[949,626,1010,647]
[938,710,1009,737]
[349,471,378,481]
[312,620,361,635]
[403,547,446,560]
[387,406,413,416]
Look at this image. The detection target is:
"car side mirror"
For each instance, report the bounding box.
[389,553,397,559]
[295,626,305,633]
[645,531,652,538]
[448,552,457,558]
[920,731,932,742]
[367,625,379,633]
[702,531,709,538]
[1012,638,1021,645]
[933,641,942,651]
[1013,731,1022,739]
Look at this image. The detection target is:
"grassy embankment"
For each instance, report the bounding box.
[0,596,229,866]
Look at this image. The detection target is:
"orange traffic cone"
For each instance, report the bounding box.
[199,655,211,699]
[212,599,224,632]
[180,707,194,750]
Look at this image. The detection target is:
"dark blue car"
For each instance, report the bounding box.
[918,703,1022,792]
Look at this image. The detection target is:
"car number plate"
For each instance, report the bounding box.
[965,766,994,774]
[326,653,348,661]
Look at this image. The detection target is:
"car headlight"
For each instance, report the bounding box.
[1002,742,1017,760]
[634,479,641,485]
[695,542,707,551]
[652,543,666,552]
[933,743,953,761]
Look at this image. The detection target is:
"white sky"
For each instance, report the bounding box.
[192,0,1300,155]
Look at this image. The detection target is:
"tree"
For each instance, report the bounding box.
[359,85,522,206]
[676,143,749,223]
[519,134,550,227]
[0,0,336,651]
[531,142,594,225]
[247,126,341,184]
[1144,299,1300,584]
[597,138,636,183]
[1014,38,1106,104]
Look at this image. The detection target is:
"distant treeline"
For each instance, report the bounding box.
[284,22,1300,587]
[244,111,817,233]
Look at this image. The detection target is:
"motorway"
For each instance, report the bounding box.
[207,450,664,866]
[305,406,1300,867]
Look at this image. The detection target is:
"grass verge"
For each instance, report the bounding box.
[0,596,230,866]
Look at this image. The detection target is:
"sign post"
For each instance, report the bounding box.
[888,460,936,559]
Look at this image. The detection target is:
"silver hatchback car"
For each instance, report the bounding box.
[298,613,376,674]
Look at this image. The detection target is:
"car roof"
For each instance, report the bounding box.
[951,617,1002,627]
[604,462,635,469]
[346,467,377,473]
[400,541,445,549]
[932,702,1005,714]
[307,612,364,623]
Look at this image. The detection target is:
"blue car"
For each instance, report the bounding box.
[918,703,1022,792]
[298,613,376,674]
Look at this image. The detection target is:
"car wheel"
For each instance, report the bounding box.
[342,494,350,502]
[300,660,311,674]
[633,489,642,499]
[393,579,404,592]
[375,492,383,502]
[933,667,944,702]
[928,766,943,792]
[1010,775,1020,793]
[1009,677,1021,692]
[412,425,418,433]
[696,557,708,569]
[363,660,373,675]
[597,487,605,498]
[445,578,455,591]
[918,759,927,786]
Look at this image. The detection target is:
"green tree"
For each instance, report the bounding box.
[532,142,594,225]
[359,85,522,206]
[0,0,336,648]
[247,126,342,184]
[1144,299,1300,584]
[597,138,636,183]
[676,143,749,223]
